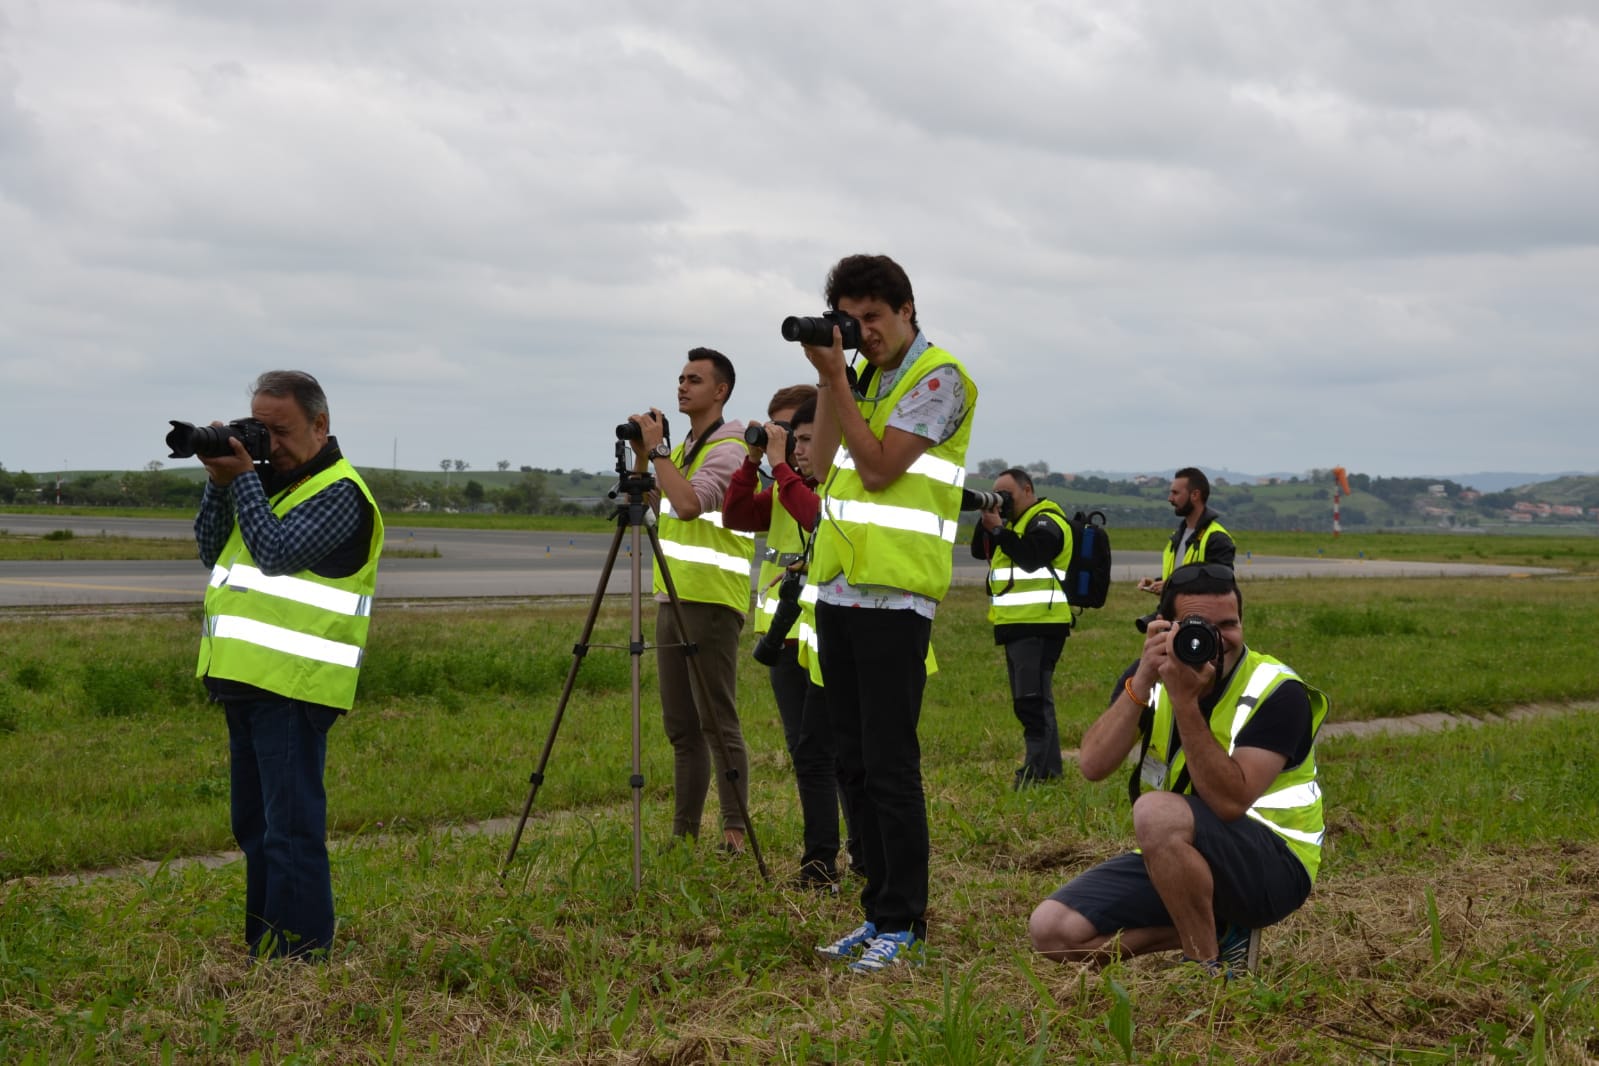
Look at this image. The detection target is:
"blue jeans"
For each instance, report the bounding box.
[224,697,340,958]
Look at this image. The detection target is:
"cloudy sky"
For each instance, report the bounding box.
[2,1,1595,485]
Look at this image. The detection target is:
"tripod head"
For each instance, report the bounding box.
[608,441,659,520]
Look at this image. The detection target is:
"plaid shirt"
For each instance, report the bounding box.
[195,470,364,576]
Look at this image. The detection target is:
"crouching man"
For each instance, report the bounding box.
[1027,563,1327,976]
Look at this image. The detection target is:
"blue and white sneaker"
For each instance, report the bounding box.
[816,921,877,961]
[848,930,920,973]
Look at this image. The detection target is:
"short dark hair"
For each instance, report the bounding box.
[1158,563,1242,621]
[790,397,817,428]
[768,383,816,419]
[825,254,919,332]
[252,370,328,424]
[997,467,1034,492]
[1175,466,1210,503]
[686,347,736,401]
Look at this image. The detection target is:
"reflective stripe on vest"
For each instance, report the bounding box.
[810,345,977,600]
[197,459,383,710]
[986,500,1074,624]
[1145,650,1328,881]
[652,437,757,612]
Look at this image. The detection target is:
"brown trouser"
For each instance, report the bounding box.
[656,601,747,837]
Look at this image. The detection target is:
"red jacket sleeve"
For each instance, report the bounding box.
[772,464,821,529]
[722,456,773,532]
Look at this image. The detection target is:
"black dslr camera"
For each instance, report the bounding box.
[1135,612,1222,668]
[752,569,806,667]
[616,411,670,444]
[1171,615,1222,667]
[166,419,271,462]
[744,420,797,465]
[780,310,862,350]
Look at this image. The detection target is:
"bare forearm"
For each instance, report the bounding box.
[1078,694,1144,781]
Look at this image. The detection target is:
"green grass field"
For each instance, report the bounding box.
[2,573,1598,1061]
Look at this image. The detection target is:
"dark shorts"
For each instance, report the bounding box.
[1049,796,1313,934]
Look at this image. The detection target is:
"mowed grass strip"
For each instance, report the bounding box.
[1,575,1596,1061]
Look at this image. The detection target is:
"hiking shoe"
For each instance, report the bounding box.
[815,921,876,961]
[848,930,920,973]
[789,864,841,894]
[1217,923,1260,975]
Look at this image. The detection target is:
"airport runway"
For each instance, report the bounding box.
[0,513,1555,609]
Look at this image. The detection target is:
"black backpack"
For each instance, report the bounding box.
[1061,510,1112,609]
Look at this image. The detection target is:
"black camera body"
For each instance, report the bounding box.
[1172,615,1222,667]
[1134,613,1222,669]
[616,412,670,444]
[780,310,862,350]
[961,488,1014,520]
[166,418,271,462]
[751,570,805,667]
[744,421,797,464]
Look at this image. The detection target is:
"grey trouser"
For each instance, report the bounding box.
[656,601,747,836]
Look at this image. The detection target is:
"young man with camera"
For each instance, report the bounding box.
[724,385,855,889]
[970,467,1074,788]
[625,348,755,853]
[1028,563,1328,977]
[797,254,978,973]
[1138,467,1237,596]
[192,370,384,959]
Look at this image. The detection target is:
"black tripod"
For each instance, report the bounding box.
[499,442,769,888]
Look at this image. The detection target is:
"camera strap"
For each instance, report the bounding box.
[675,417,723,472]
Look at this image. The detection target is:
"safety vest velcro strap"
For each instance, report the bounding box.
[825,498,958,542]
[212,563,374,617]
[835,451,967,486]
[991,590,1069,608]
[207,614,364,669]
[1245,809,1325,846]
[1252,781,1322,809]
[989,566,1068,583]
[659,540,752,575]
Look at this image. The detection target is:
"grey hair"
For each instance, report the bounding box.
[252,370,328,423]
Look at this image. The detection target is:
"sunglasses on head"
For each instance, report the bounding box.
[1167,563,1236,587]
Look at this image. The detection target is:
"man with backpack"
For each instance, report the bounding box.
[971,467,1075,787]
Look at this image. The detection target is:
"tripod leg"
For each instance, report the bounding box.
[499,517,629,881]
[646,522,770,881]
[628,520,646,890]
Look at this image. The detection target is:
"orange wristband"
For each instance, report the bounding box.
[1124,677,1149,708]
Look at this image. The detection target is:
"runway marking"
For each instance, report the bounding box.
[0,578,196,596]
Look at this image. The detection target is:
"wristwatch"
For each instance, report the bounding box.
[649,440,671,460]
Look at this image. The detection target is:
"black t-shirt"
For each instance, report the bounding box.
[1114,656,1313,770]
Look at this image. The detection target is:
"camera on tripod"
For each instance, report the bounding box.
[780,310,862,350]
[165,418,271,462]
[616,411,670,444]
[752,568,806,667]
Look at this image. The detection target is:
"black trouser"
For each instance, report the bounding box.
[816,602,931,939]
[1005,632,1067,782]
[769,644,846,876]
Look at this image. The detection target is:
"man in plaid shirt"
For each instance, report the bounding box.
[192,370,383,959]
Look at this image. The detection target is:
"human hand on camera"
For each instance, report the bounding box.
[625,408,665,457]
[1152,622,1217,702]
[762,422,790,468]
[979,505,1005,533]
[800,328,846,383]
[198,421,256,487]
